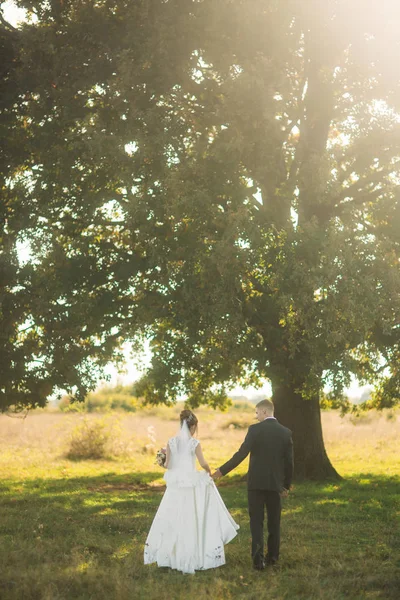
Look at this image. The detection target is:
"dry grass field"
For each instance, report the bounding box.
[0,406,398,479]
[0,406,399,599]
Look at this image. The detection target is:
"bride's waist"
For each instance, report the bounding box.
[163,469,211,488]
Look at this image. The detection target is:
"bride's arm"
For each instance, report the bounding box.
[195,444,211,475]
[164,443,171,468]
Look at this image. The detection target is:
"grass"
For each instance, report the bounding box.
[0,408,399,599]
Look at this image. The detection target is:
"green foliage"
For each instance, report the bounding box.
[366,374,400,410]
[319,391,352,415]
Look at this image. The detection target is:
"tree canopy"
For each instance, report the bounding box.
[2,0,400,476]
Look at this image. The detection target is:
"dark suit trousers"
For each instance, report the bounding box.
[248,489,281,565]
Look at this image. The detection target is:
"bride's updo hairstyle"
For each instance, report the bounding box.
[180,409,198,433]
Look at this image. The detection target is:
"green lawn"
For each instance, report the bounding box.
[0,411,399,599]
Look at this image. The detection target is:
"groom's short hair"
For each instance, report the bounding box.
[256,399,274,414]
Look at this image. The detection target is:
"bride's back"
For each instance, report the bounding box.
[167,435,198,472]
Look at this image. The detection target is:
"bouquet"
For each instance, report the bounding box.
[155,447,167,467]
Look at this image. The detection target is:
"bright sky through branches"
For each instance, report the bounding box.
[1,1,26,26]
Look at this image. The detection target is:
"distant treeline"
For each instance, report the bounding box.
[59,385,140,412]
[57,386,360,414]
[58,386,259,413]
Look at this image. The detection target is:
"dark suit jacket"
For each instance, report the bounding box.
[219,418,294,492]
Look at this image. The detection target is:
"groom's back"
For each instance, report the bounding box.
[247,419,292,492]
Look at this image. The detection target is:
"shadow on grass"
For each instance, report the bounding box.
[1,470,398,519]
[0,471,168,544]
[0,469,162,494]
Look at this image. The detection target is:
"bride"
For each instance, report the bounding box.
[144,409,239,574]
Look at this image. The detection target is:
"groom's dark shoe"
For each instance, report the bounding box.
[253,560,265,571]
[265,555,279,567]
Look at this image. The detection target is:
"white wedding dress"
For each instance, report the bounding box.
[144,424,239,574]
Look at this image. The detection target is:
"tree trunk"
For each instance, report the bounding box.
[272,384,341,481]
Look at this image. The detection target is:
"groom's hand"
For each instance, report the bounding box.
[212,469,222,480]
[280,488,289,498]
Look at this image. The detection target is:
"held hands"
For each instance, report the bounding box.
[211,470,288,496]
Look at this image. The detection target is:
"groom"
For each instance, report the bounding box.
[213,399,293,570]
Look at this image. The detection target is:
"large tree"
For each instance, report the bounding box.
[2,0,400,478]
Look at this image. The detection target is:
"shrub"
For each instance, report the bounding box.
[385,410,397,422]
[58,396,84,412]
[231,401,255,413]
[110,394,138,412]
[85,387,140,412]
[58,396,71,411]
[66,417,112,460]
[349,412,375,426]
[58,386,140,413]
